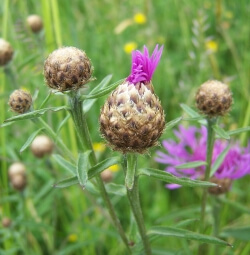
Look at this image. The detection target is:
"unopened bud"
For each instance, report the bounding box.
[44,47,93,92]
[0,38,14,66]
[11,174,27,191]
[31,135,54,158]
[9,89,32,114]
[208,177,232,195]
[101,169,113,183]
[26,14,43,33]
[8,162,26,179]
[2,217,12,228]
[196,80,232,117]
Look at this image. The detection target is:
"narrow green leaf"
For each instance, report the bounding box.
[176,161,207,169]
[228,126,250,136]
[20,128,44,153]
[80,78,124,100]
[85,181,99,195]
[88,156,120,179]
[38,91,52,109]
[82,75,112,113]
[210,144,230,177]
[52,154,76,175]
[4,106,68,123]
[175,219,199,228]
[56,114,70,133]
[213,125,230,140]
[106,183,126,196]
[221,227,250,241]
[218,197,250,214]
[138,168,217,188]
[148,226,232,246]
[165,117,183,130]
[53,176,78,188]
[76,151,91,187]
[180,104,201,118]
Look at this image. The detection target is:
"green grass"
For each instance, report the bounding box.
[0,0,250,254]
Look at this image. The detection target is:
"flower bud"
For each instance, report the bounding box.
[2,217,12,228]
[195,80,232,117]
[8,89,32,114]
[8,162,26,179]
[208,177,232,195]
[44,47,93,92]
[101,169,113,183]
[26,14,43,33]
[100,45,165,154]
[31,135,54,158]
[11,174,27,191]
[0,38,14,66]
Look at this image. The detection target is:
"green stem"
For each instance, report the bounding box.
[68,91,131,254]
[198,118,216,254]
[126,154,152,255]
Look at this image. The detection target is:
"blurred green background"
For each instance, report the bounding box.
[0,0,249,254]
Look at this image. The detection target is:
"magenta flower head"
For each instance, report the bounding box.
[155,125,250,194]
[100,45,165,154]
[127,45,163,84]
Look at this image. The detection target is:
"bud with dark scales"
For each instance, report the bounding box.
[44,47,93,92]
[195,80,232,117]
[9,89,32,114]
[0,38,14,66]
[100,45,165,153]
[31,135,54,158]
[26,14,43,33]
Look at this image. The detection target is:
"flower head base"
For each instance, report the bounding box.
[155,125,250,193]
[126,45,163,85]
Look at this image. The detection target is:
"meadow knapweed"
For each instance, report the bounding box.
[26,14,43,33]
[155,125,250,194]
[100,45,165,153]
[196,80,232,117]
[0,38,14,66]
[8,89,32,114]
[31,135,54,158]
[44,47,93,92]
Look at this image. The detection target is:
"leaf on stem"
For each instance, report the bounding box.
[213,125,230,140]
[76,151,91,188]
[53,176,78,188]
[106,183,126,196]
[138,168,217,188]
[228,126,250,136]
[148,226,232,246]
[4,106,69,123]
[52,154,76,175]
[175,161,207,169]
[165,117,183,130]
[180,104,201,118]
[20,128,44,153]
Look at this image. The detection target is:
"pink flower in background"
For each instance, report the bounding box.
[155,125,250,189]
[126,45,163,84]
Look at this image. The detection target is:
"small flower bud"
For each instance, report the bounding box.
[101,169,113,183]
[8,89,32,114]
[11,174,27,191]
[8,162,26,180]
[44,47,93,92]
[2,217,12,228]
[26,14,43,33]
[195,80,232,117]
[208,177,232,195]
[31,135,54,158]
[0,38,14,66]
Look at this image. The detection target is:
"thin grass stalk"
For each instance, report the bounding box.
[68,91,132,254]
[126,153,152,255]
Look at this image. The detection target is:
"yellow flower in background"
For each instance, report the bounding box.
[109,164,120,172]
[133,13,146,24]
[205,40,218,53]
[93,142,106,153]
[68,234,78,243]
[124,42,137,54]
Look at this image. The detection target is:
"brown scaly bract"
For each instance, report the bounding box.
[196,80,232,117]
[44,47,93,92]
[100,81,165,154]
[9,89,32,114]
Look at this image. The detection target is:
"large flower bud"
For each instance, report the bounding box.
[31,135,54,158]
[26,14,43,33]
[0,38,14,66]
[195,80,232,117]
[8,89,32,114]
[100,45,165,153]
[44,47,93,92]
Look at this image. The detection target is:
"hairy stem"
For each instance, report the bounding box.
[68,91,131,254]
[126,153,152,255]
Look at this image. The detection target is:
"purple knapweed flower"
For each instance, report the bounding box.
[155,125,250,190]
[126,45,163,84]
